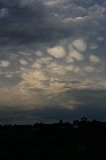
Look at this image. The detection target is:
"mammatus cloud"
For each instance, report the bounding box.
[0,0,106,122]
[84,66,95,72]
[0,38,104,109]
[89,55,101,64]
[72,39,87,52]
[0,60,10,67]
[47,46,66,58]
[19,59,29,65]
[69,49,84,61]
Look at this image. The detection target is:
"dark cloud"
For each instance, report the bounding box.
[0,0,105,46]
[0,0,48,44]
[73,0,104,7]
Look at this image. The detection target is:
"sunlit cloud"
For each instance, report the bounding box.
[47,62,64,71]
[19,59,28,65]
[0,85,49,109]
[69,49,84,61]
[89,55,101,64]
[37,57,53,65]
[5,74,13,78]
[18,52,28,56]
[47,46,66,58]
[65,65,81,73]
[0,60,10,68]
[45,0,61,6]
[19,68,67,93]
[64,16,87,24]
[72,39,87,52]
[31,63,42,69]
[21,70,49,81]
[35,51,43,57]
[65,56,75,64]
[84,66,95,72]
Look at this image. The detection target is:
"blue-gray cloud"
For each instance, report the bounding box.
[0,0,105,46]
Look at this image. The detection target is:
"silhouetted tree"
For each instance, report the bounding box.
[81,117,88,122]
[59,120,63,124]
[80,117,88,128]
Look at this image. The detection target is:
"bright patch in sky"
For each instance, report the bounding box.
[89,55,101,64]
[47,46,66,58]
[0,60,10,67]
[72,39,87,52]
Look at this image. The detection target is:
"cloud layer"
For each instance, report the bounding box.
[0,0,106,123]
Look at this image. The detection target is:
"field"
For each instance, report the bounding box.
[0,123,106,160]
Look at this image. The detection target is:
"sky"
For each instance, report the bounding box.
[0,0,106,124]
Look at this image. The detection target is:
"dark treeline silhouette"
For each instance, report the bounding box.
[0,117,105,130]
[0,117,106,159]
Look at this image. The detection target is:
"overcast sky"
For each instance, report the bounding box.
[0,0,106,124]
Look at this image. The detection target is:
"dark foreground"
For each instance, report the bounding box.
[0,121,106,160]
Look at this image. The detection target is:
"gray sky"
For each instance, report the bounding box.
[0,0,106,123]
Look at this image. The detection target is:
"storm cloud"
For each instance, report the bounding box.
[0,0,106,123]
